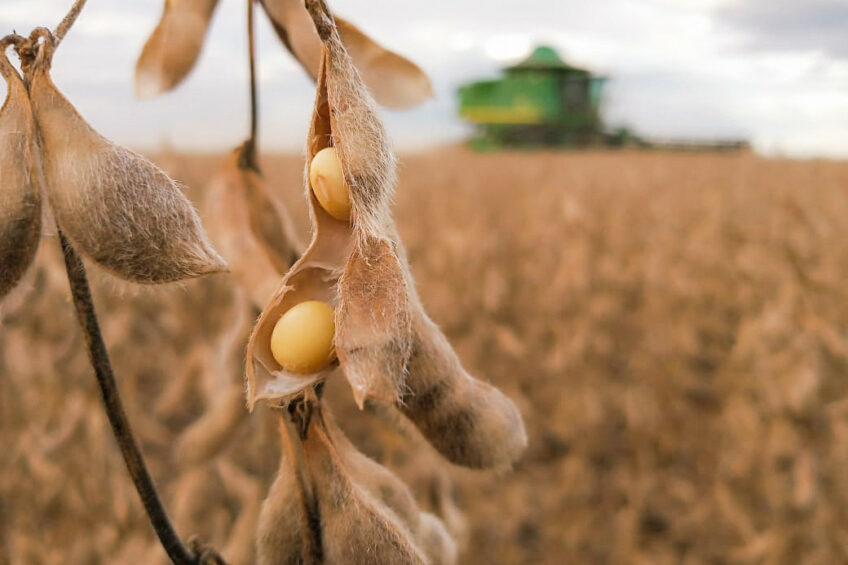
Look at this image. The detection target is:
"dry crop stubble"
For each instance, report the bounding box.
[5,149,848,563]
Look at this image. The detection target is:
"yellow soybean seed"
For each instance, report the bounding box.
[270,300,336,373]
[309,147,351,221]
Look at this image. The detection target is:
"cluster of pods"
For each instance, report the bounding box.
[242,2,527,562]
[1,1,527,563]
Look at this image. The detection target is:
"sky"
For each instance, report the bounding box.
[1,0,847,158]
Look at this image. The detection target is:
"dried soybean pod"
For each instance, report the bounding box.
[135,0,221,98]
[245,22,413,408]
[302,0,527,468]
[306,8,415,407]
[335,17,434,110]
[398,310,528,469]
[257,413,321,565]
[0,36,41,298]
[319,404,458,563]
[246,0,527,469]
[205,144,302,306]
[255,460,304,565]
[27,31,226,284]
[244,47,353,408]
[258,0,432,109]
[302,402,428,565]
[320,406,421,533]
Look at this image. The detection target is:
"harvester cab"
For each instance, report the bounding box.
[458,45,606,149]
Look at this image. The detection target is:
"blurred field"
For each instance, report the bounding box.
[3,148,848,564]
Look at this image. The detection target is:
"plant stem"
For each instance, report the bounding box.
[243,0,259,170]
[54,0,88,44]
[58,231,222,565]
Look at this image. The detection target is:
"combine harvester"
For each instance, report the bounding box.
[458,45,748,152]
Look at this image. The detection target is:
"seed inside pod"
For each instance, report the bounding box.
[270,300,336,373]
[309,147,351,221]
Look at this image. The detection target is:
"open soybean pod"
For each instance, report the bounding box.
[135,0,221,98]
[26,30,226,283]
[0,37,41,298]
[247,0,526,469]
[259,0,433,109]
[245,0,412,409]
[205,144,303,306]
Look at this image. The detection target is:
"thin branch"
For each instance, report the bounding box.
[58,230,226,565]
[242,0,259,170]
[54,0,88,45]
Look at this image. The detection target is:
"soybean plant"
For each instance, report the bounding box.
[245,1,528,563]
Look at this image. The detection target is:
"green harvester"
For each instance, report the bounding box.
[458,46,607,149]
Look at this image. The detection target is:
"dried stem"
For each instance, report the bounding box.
[54,0,88,45]
[241,0,259,170]
[58,230,227,565]
[304,0,335,41]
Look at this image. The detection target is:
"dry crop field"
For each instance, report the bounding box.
[3,148,848,564]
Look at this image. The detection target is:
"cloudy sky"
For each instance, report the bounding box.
[1,0,847,158]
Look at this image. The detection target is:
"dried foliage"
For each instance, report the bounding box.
[7,149,848,563]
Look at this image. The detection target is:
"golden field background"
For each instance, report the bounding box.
[3,148,848,564]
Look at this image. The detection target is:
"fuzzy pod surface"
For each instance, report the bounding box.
[245,15,410,409]
[246,1,526,470]
[257,401,455,564]
[0,43,41,297]
[302,406,428,565]
[205,145,302,307]
[27,33,226,284]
